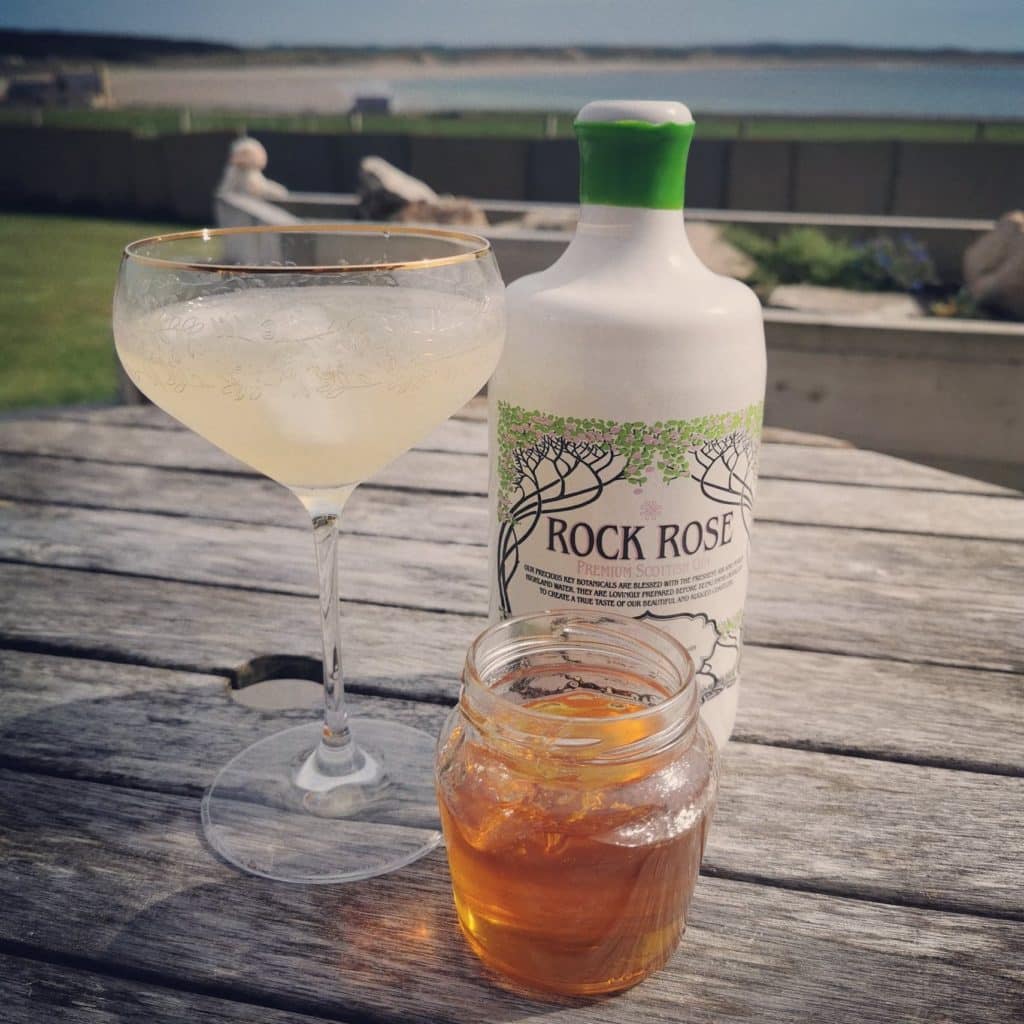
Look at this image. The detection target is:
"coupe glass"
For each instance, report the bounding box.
[113,225,505,883]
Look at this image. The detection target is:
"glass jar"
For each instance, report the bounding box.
[435,610,718,996]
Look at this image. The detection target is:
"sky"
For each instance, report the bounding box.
[2,0,1023,51]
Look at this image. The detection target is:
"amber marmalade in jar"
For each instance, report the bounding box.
[436,610,718,996]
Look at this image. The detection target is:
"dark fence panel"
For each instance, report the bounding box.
[526,138,577,203]
[0,125,46,207]
[409,137,529,199]
[130,136,173,219]
[687,139,730,208]
[255,131,336,192]
[2,125,1023,222]
[158,131,235,222]
[727,141,794,210]
[792,141,896,215]
[0,125,139,216]
[891,143,1024,219]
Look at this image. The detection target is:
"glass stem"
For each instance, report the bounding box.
[311,499,359,774]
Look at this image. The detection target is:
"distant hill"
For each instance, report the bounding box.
[0,28,239,63]
[0,30,1020,66]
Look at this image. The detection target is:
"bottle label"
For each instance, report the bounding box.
[495,399,763,706]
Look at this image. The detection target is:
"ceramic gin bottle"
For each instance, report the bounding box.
[487,99,766,746]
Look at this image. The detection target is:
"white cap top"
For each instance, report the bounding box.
[576,99,694,126]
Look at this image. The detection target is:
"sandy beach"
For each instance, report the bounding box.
[109,56,1004,113]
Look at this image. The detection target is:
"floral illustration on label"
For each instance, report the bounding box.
[495,400,763,702]
[639,608,742,704]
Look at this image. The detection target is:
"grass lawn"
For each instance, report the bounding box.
[2,107,1022,142]
[0,212,189,411]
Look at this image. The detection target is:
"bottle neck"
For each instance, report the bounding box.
[560,115,698,275]
[576,118,694,210]
[578,202,687,233]
[569,203,699,271]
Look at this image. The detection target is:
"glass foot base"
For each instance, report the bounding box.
[201,718,442,884]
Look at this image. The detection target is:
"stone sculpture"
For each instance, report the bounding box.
[217,137,288,201]
[357,156,487,226]
[964,211,1024,320]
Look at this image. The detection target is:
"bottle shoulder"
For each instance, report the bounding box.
[507,266,765,333]
[506,263,763,330]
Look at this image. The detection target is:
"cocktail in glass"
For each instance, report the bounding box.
[113,225,505,883]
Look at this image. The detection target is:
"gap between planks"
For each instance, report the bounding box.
[0,650,1021,922]
[2,414,1021,502]
[0,949,352,1024]
[1,562,1022,776]
[2,547,1021,678]
[2,444,1022,546]
[0,768,1020,1024]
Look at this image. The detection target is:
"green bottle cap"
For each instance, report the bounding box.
[574,101,695,210]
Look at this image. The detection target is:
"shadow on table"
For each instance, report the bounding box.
[99,846,597,1022]
[0,680,604,1018]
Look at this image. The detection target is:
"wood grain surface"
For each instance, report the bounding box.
[3,418,1022,539]
[0,955,342,1024]
[2,558,1022,773]
[0,405,1021,1023]
[0,650,1020,918]
[1,769,1021,1024]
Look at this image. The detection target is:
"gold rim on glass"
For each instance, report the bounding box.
[123,223,493,274]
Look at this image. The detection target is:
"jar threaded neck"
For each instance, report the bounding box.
[462,611,698,764]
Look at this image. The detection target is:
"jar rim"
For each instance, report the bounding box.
[462,610,698,758]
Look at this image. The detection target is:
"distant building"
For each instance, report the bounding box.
[2,65,110,108]
[350,94,392,115]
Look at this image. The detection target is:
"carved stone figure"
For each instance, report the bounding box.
[964,211,1024,320]
[217,137,288,201]
[357,156,487,226]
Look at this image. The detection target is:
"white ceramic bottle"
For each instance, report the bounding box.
[487,99,766,746]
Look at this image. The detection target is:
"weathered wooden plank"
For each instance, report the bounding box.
[2,565,1024,749]
[2,643,1018,787]
[0,502,486,612]
[6,457,1024,598]
[755,477,1024,540]
[30,405,1023,496]
[1,650,1021,916]
[0,769,1020,1023]
[2,418,1022,538]
[0,955,338,1024]
[420,413,491,454]
[736,646,1024,776]
[0,562,476,692]
[3,504,1021,673]
[715,743,1024,916]
[754,519,1024,595]
[748,566,1024,672]
[0,652,420,795]
[34,395,488,429]
[761,443,1023,496]
[0,417,491,490]
[0,454,489,544]
[0,418,248,473]
[28,404,183,431]
[3,500,1021,621]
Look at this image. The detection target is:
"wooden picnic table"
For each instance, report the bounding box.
[0,400,1021,1023]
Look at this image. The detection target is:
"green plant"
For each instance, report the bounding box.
[854,235,940,292]
[726,226,939,294]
